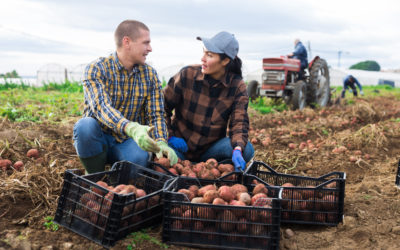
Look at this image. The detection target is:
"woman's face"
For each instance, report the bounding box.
[201,48,230,79]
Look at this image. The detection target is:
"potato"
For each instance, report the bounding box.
[199,169,214,179]
[188,185,199,197]
[80,192,98,205]
[198,184,217,197]
[231,184,248,196]
[217,210,236,232]
[236,218,249,233]
[196,206,215,219]
[0,159,12,171]
[173,163,184,174]
[252,183,268,195]
[148,195,160,207]
[203,190,219,203]
[193,221,204,231]
[218,186,235,202]
[93,181,109,196]
[218,163,234,173]
[156,157,170,168]
[205,158,218,169]
[171,207,183,216]
[322,195,338,210]
[251,193,268,206]
[26,148,39,159]
[172,220,183,229]
[168,168,178,175]
[178,188,195,201]
[237,192,251,205]
[182,209,196,226]
[182,160,192,167]
[212,197,227,205]
[210,168,221,178]
[12,161,24,171]
[191,197,205,203]
[135,189,147,198]
[302,185,316,198]
[192,162,205,174]
[258,205,272,223]
[230,200,246,217]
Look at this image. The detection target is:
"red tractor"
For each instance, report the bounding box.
[247,56,330,110]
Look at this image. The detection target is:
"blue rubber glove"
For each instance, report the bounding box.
[232,149,246,171]
[168,136,188,153]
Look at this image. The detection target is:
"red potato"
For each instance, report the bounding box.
[230,200,246,217]
[192,162,205,174]
[172,220,183,229]
[168,168,178,175]
[188,185,199,197]
[302,185,316,198]
[173,163,184,174]
[198,184,217,197]
[149,195,160,207]
[258,205,273,223]
[196,206,215,219]
[210,168,221,178]
[236,218,249,233]
[199,169,214,179]
[92,181,109,196]
[288,143,297,149]
[322,195,338,210]
[182,209,196,226]
[171,207,183,216]
[178,189,195,201]
[217,210,237,232]
[135,189,147,198]
[212,197,227,205]
[251,193,268,206]
[205,158,218,169]
[231,184,248,196]
[156,157,170,168]
[252,183,268,195]
[203,190,219,203]
[13,161,24,171]
[218,163,235,173]
[0,159,12,171]
[26,148,39,159]
[218,186,235,202]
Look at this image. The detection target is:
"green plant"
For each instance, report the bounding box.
[249,97,288,114]
[127,229,168,249]
[43,216,59,231]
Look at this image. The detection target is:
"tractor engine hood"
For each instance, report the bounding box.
[263,56,300,72]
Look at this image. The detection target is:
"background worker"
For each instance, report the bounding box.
[288,39,308,79]
[341,74,364,98]
[163,31,254,171]
[73,20,177,174]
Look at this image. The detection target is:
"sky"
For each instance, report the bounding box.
[1,0,399,79]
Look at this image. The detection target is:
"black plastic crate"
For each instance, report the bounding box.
[396,159,400,187]
[53,161,173,248]
[149,159,241,182]
[162,175,281,250]
[244,161,346,226]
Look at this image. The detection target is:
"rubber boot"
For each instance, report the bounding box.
[79,151,107,174]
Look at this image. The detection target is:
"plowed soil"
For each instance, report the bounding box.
[1,96,400,250]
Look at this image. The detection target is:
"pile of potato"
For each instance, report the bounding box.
[154,157,235,180]
[74,181,158,227]
[170,183,275,236]
[279,181,340,222]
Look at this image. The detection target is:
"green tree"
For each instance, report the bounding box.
[349,60,380,71]
[0,70,21,78]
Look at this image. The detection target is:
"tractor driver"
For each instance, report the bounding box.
[288,39,308,79]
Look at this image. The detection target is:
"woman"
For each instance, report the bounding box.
[163,31,254,171]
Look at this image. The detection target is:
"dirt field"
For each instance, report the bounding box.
[1,95,400,250]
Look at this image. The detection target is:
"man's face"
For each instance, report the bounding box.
[128,29,152,65]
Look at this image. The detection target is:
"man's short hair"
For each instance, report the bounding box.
[114,20,149,48]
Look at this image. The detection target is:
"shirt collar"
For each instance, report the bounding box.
[195,65,229,87]
[113,52,140,74]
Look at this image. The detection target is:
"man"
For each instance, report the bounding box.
[73,20,177,174]
[288,39,308,79]
[341,75,364,98]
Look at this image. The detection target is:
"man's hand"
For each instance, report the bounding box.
[156,141,178,166]
[232,149,246,171]
[125,122,160,153]
[168,136,188,153]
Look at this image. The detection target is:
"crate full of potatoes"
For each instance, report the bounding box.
[162,175,282,250]
[244,161,346,226]
[54,161,173,247]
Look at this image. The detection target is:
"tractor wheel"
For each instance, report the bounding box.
[308,58,330,107]
[247,80,259,100]
[291,80,307,110]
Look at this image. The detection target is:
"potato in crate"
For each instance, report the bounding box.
[162,174,281,250]
[244,161,346,226]
[53,161,173,248]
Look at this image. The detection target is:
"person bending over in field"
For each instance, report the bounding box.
[163,31,254,171]
[341,75,364,98]
[73,20,177,174]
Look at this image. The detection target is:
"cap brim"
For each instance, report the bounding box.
[196,36,223,54]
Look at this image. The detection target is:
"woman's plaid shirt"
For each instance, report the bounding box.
[164,65,249,160]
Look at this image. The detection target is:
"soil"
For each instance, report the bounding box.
[1,96,400,250]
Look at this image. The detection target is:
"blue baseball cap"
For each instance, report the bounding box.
[197,31,239,59]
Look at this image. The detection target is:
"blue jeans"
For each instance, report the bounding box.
[173,137,254,163]
[73,117,149,168]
